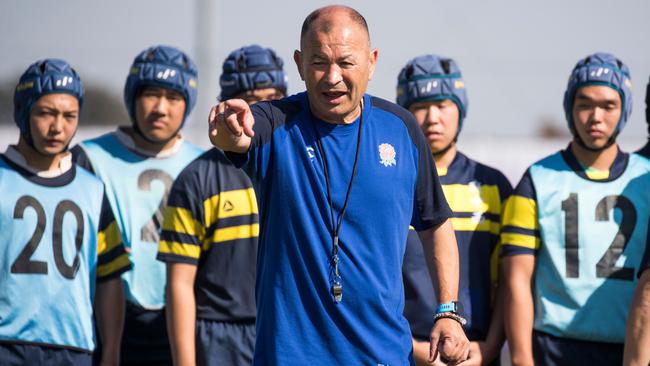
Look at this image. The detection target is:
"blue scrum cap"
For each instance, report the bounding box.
[396,54,468,128]
[563,52,633,135]
[124,45,198,125]
[13,58,84,139]
[219,45,287,100]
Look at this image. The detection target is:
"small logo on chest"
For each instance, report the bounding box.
[223,200,234,212]
[306,146,316,160]
[378,143,396,167]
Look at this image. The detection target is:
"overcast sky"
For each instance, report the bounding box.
[2,0,649,140]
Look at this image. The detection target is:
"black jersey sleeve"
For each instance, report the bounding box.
[70,145,96,174]
[96,193,131,281]
[500,170,539,256]
[158,162,206,265]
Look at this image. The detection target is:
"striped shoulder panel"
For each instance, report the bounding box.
[442,157,513,235]
[443,183,501,235]
[475,161,514,203]
[96,194,131,281]
[500,169,539,256]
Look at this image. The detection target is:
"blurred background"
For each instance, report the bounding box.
[1,0,649,183]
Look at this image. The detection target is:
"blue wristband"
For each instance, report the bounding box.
[436,301,459,314]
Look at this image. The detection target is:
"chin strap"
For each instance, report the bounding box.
[571,129,617,153]
[432,133,459,158]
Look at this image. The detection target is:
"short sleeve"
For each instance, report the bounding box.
[96,194,131,281]
[157,172,206,265]
[411,127,452,231]
[500,170,540,256]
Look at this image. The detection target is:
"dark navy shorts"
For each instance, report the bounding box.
[0,342,91,366]
[533,330,623,366]
[120,302,171,366]
[196,318,256,366]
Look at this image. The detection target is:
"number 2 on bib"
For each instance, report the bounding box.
[561,193,636,281]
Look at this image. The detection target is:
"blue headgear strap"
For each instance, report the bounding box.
[219,45,287,100]
[563,52,633,145]
[14,58,84,147]
[124,45,198,134]
[396,54,468,130]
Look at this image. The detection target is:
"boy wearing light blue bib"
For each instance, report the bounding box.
[501,53,650,366]
[0,59,130,366]
[72,45,203,365]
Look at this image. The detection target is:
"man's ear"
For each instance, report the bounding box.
[368,48,379,80]
[294,50,305,81]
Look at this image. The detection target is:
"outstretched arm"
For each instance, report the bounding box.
[208,99,255,153]
[624,269,650,366]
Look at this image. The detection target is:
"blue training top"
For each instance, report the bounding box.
[230,92,451,366]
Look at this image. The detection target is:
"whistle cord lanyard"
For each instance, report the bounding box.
[312,103,364,303]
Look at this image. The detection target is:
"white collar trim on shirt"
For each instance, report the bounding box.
[4,145,73,178]
[114,127,184,158]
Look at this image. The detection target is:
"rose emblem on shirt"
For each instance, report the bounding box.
[378,143,396,167]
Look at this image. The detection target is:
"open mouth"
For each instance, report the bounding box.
[322,91,347,103]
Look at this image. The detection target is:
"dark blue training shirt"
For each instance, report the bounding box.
[231,92,451,365]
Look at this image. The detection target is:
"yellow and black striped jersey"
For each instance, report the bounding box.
[157,148,258,322]
[403,151,512,341]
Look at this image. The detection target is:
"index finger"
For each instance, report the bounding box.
[225,98,255,137]
[224,98,251,114]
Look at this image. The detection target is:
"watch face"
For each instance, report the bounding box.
[450,301,458,312]
[454,301,463,314]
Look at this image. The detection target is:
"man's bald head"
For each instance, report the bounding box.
[300,5,370,49]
